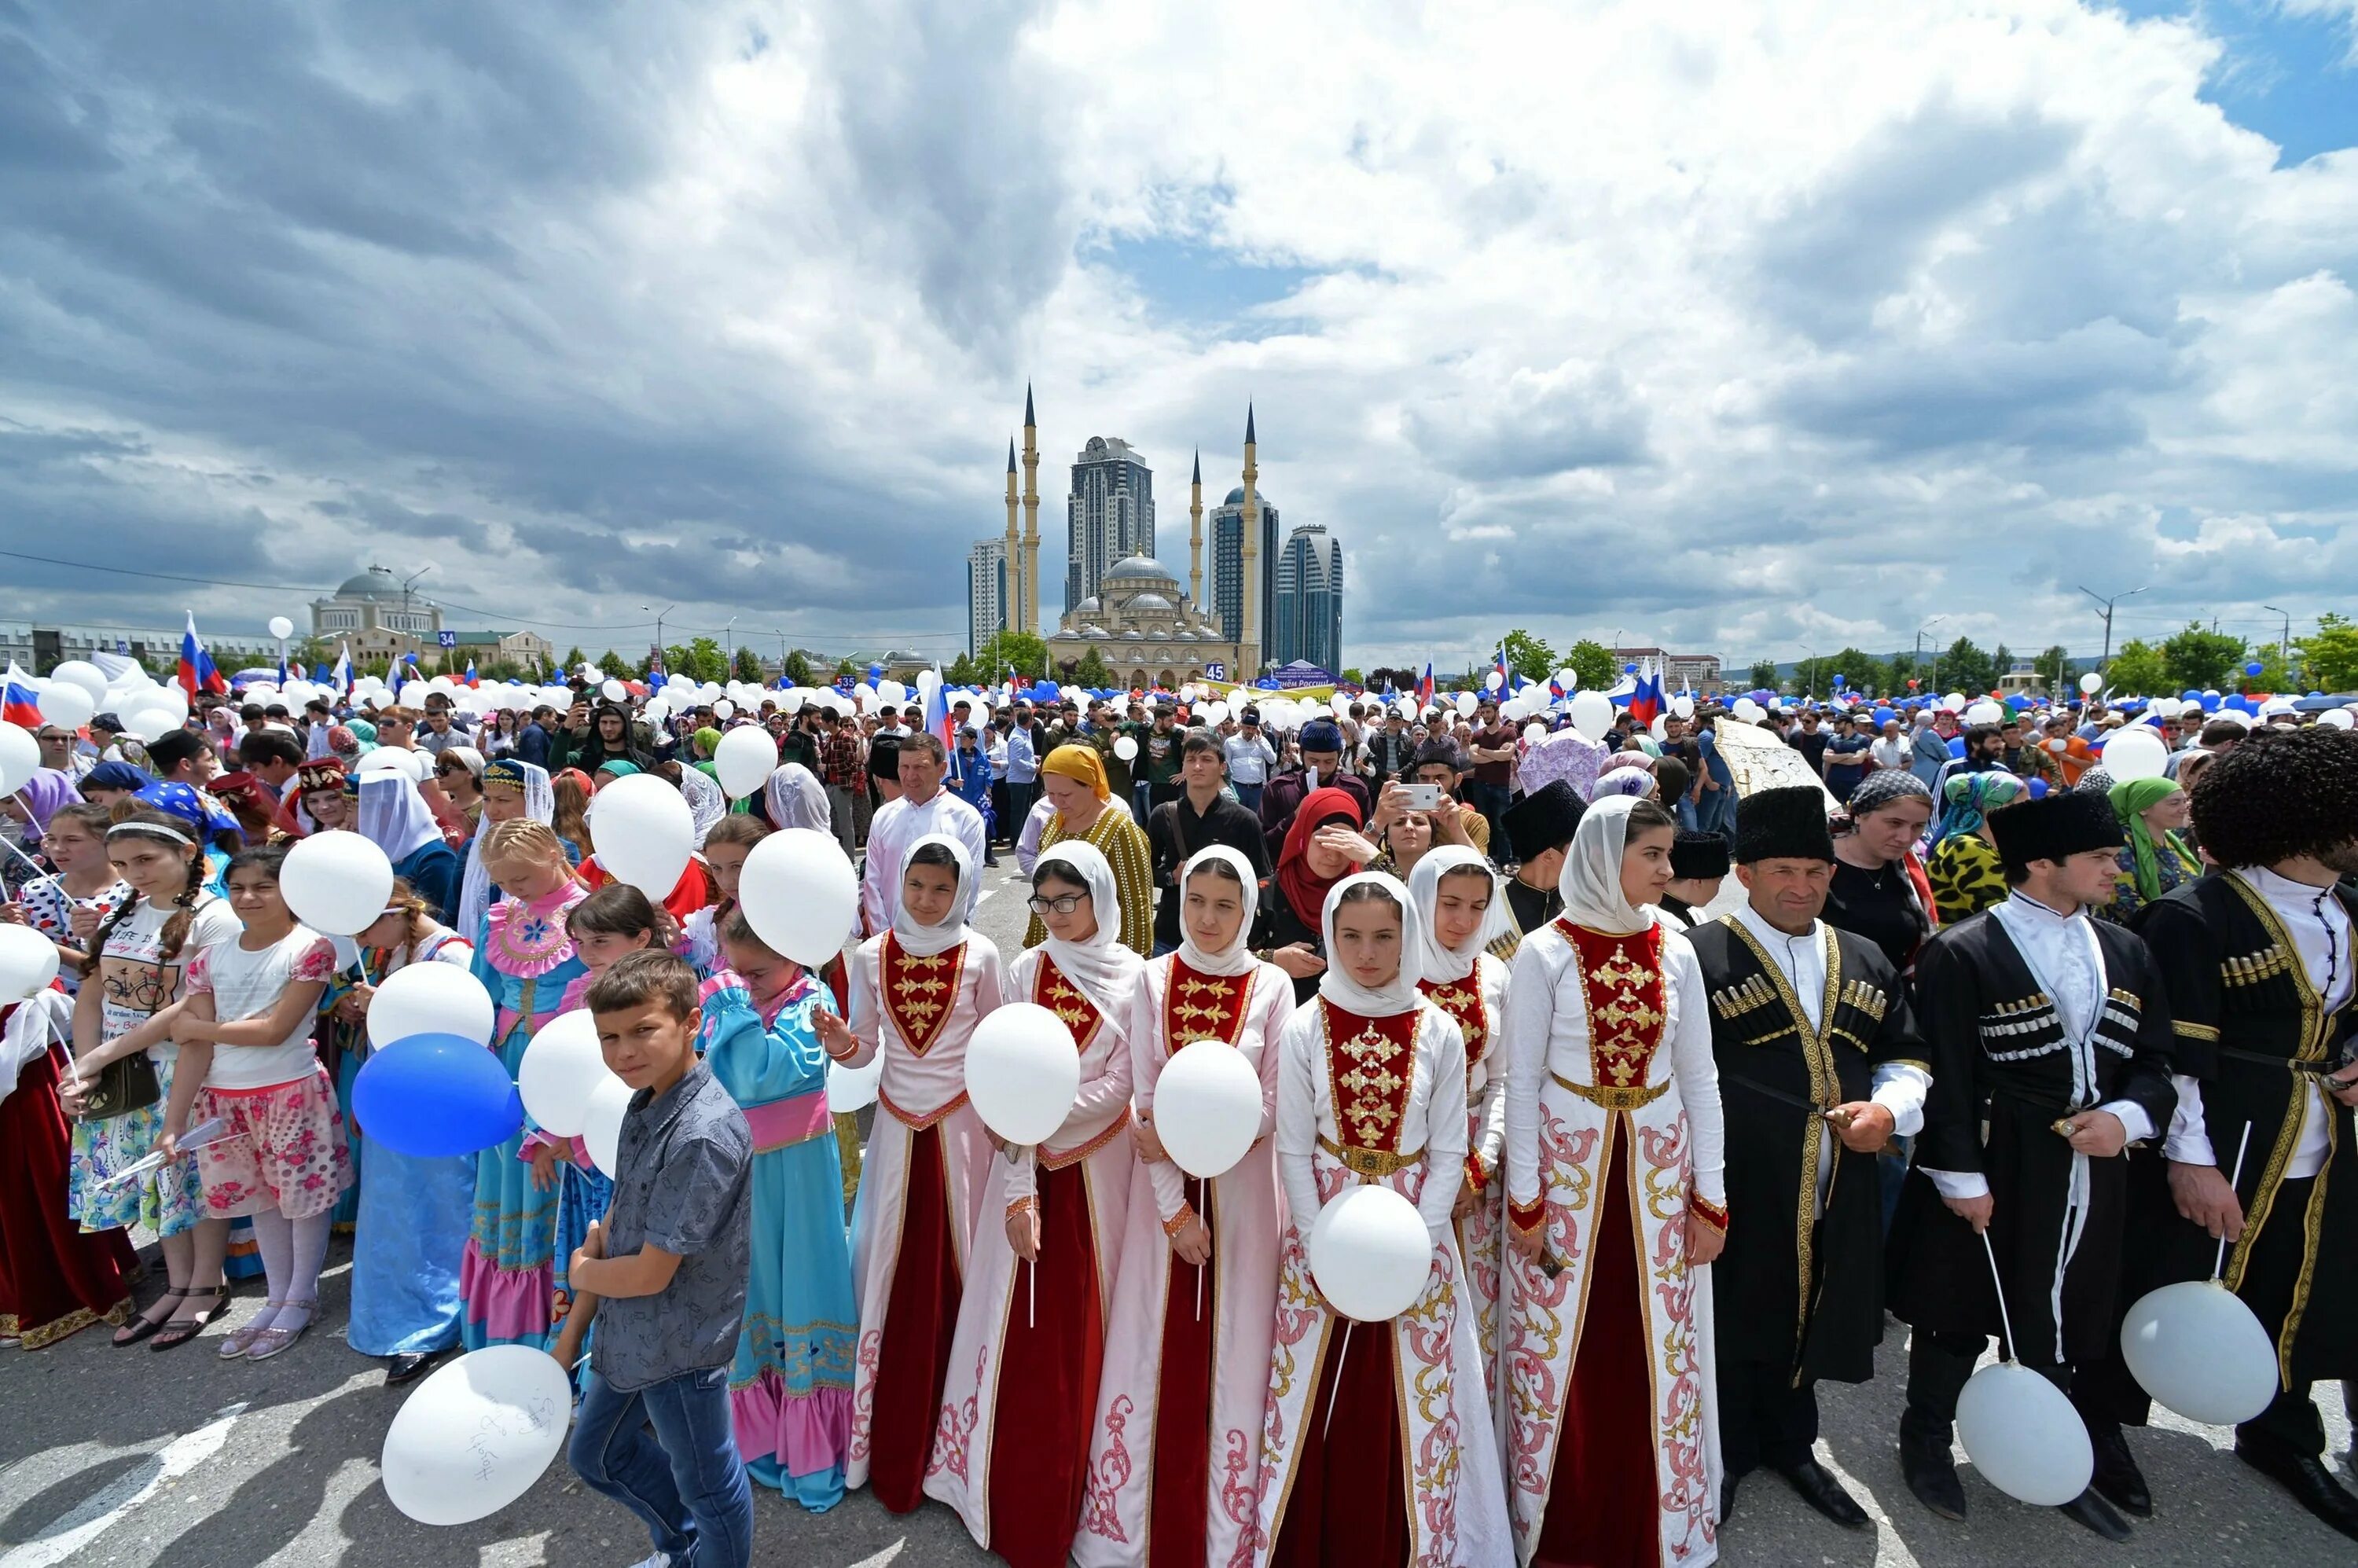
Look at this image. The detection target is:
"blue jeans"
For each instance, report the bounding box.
[570,1365,752,1568]
[1232,781,1262,813]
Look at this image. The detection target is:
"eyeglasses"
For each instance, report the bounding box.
[1025,894,1088,915]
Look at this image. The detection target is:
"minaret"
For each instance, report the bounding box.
[1187,449,1204,611]
[1002,437,1020,638]
[1020,384,1041,635]
[1239,405,1260,678]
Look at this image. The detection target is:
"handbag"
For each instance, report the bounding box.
[80,1050,163,1120]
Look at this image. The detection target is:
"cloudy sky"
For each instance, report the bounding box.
[3,0,2354,673]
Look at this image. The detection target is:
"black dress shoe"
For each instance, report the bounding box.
[2235,1442,2358,1542]
[2058,1486,2132,1541]
[2087,1420,2152,1518]
[384,1350,450,1386]
[1900,1430,1967,1521]
[1774,1458,1870,1528]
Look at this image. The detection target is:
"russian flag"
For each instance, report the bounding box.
[463,658,479,689]
[1415,662,1435,709]
[2,663,42,728]
[330,642,352,696]
[1494,644,1511,686]
[923,667,957,777]
[178,612,228,703]
[1626,659,1664,728]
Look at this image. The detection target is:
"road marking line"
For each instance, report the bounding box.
[0,1403,246,1568]
[845,1544,905,1568]
[974,888,994,906]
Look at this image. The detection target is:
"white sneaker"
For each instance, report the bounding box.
[626,1554,672,1568]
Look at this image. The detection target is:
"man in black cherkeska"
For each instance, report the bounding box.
[1685,786,1929,1529]
[1886,791,2176,1541]
[1485,780,1584,964]
[2076,725,2358,1543]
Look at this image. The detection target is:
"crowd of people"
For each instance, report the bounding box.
[2,659,2355,1568]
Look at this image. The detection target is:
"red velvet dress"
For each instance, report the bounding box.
[0,1001,138,1348]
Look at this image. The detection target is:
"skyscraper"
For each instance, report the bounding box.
[1209,486,1279,654]
[1272,523,1343,674]
[966,537,1007,655]
[1063,436,1155,615]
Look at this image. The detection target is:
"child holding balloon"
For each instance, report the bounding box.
[681,814,767,978]
[158,843,349,1361]
[462,819,587,1351]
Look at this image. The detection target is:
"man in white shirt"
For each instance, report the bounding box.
[857,733,986,937]
[1220,707,1278,813]
[1890,791,2177,1540]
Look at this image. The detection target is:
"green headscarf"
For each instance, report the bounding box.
[2109,777,2196,902]
[597,759,641,779]
[1934,770,2025,843]
[692,725,723,759]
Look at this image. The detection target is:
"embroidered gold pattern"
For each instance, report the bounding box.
[1034,958,1105,1050]
[1318,1001,1421,1158]
[1555,920,1669,1089]
[1165,958,1253,1050]
[880,933,966,1057]
[1418,975,1489,1069]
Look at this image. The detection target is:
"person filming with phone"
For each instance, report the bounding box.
[1364,739,1493,880]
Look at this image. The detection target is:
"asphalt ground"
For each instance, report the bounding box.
[4,854,2350,1566]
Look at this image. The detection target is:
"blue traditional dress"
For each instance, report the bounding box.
[391,840,463,931]
[540,972,615,1333]
[347,926,480,1358]
[461,883,586,1350]
[697,968,857,1512]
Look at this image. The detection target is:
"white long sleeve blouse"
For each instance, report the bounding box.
[1274,996,1470,1242]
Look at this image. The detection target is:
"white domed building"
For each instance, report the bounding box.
[1048,553,1244,690]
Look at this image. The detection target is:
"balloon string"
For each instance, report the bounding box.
[2213,1124,2253,1283]
[1,810,49,876]
[1979,1230,2017,1364]
[1194,1177,1205,1324]
[1027,1254,1035,1331]
[1322,1320,1353,1440]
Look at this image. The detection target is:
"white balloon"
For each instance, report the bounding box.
[267,615,296,640]
[47,659,108,703]
[365,962,496,1050]
[2319,707,2355,730]
[588,773,693,896]
[1484,670,1503,692]
[1201,700,1229,727]
[877,679,907,706]
[712,725,780,799]
[714,699,736,722]
[828,1049,883,1113]
[37,681,94,732]
[1730,698,1763,723]
[0,722,42,795]
[2100,727,2169,782]
[428,677,456,697]
[600,678,626,703]
[1567,691,1614,739]
[2079,671,2104,696]
[778,690,806,715]
[1113,735,1139,762]
[737,828,858,965]
[519,1011,617,1138]
[964,1001,1081,1146]
[1962,700,2003,726]
[1307,1184,1431,1322]
[1943,692,1969,711]
[280,831,395,936]
[1522,722,1548,744]
[380,1345,571,1526]
[1153,1041,1262,1178]
[582,1073,635,1178]
[1670,695,1695,720]
[0,924,61,1001]
[1454,691,1477,718]
[1954,1361,2092,1507]
[2118,1280,2277,1425]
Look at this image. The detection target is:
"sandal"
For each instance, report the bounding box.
[219,1301,285,1361]
[113,1287,185,1349]
[149,1286,231,1352]
[244,1299,316,1362]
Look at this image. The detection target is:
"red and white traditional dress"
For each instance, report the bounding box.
[0,989,136,1349]
[1408,846,1515,1408]
[927,841,1144,1568]
[1077,846,1296,1568]
[842,834,1008,1513]
[1248,872,1513,1568]
[1500,796,1724,1568]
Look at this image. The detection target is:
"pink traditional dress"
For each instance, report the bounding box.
[843,835,1009,1514]
[1076,846,1295,1568]
[1499,796,1724,1568]
[1248,872,1512,1568]
[926,842,1143,1568]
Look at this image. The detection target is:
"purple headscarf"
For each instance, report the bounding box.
[14,769,84,841]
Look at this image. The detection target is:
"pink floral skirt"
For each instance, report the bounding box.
[193,1068,355,1221]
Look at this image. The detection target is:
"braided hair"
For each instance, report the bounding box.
[81,809,210,981]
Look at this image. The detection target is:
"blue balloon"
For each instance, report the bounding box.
[2245,661,2264,678]
[2028,777,2050,799]
[2182,689,2202,702]
[1624,663,1639,674]
[1946,736,1966,758]
[353,1033,522,1159]
[1872,708,1897,725]
[2198,694,2220,712]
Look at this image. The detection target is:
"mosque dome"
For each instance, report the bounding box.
[1075,595,1103,615]
[1222,487,1272,507]
[334,567,406,599]
[1105,554,1178,586]
[1129,593,1174,611]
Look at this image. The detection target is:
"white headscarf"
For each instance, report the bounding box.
[440,745,487,780]
[1034,839,1145,1017]
[891,832,975,959]
[677,764,725,845]
[457,762,553,944]
[1556,794,1660,937]
[764,763,830,834]
[1317,870,1426,1015]
[1407,845,1511,985]
[1173,845,1261,977]
[358,774,445,865]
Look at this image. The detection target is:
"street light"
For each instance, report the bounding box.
[1799,643,1819,701]
[722,615,739,674]
[641,604,674,674]
[1914,615,1945,696]
[2077,583,2149,671]
[2262,604,2292,677]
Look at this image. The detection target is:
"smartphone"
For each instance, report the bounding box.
[1400,783,1445,812]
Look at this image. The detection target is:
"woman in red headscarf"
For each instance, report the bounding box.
[1257,785,1378,1003]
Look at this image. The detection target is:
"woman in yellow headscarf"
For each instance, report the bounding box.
[1027,744,1155,955]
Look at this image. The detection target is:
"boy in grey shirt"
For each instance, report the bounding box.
[556,952,752,1568]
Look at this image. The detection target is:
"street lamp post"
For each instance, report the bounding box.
[1800,643,1819,702]
[2262,604,2292,678]
[2077,583,2149,671]
[641,604,674,675]
[723,615,739,675]
[1915,615,1945,697]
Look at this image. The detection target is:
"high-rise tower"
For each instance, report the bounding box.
[1002,437,1019,634]
[1239,405,1261,678]
[1020,384,1041,634]
[1188,450,1204,610]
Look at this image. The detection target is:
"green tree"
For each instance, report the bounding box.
[2034,644,2073,696]
[2158,621,2245,692]
[1499,629,1556,686]
[732,645,764,683]
[595,649,632,679]
[2244,646,2296,693]
[1990,644,2015,685]
[782,648,814,687]
[1060,647,1112,686]
[974,630,1049,681]
[1746,659,1781,692]
[1339,667,1364,688]
[945,653,980,686]
[2297,612,2358,691]
[1564,638,1617,692]
[1886,652,1918,692]
[2103,638,2168,696]
[1940,637,1996,695]
[1827,647,1887,696]
[562,647,586,674]
[832,657,857,683]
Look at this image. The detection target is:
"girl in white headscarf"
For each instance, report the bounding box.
[1497,794,1726,1567]
[1251,871,1513,1568]
[762,762,831,836]
[674,760,727,846]
[1076,846,1295,1568]
[1406,843,1516,1398]
[455,759,556,950]
[925,841,1143,1566]
[836,833,1009,1512]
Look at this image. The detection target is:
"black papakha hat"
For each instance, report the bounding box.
[1733,786,1835,864]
